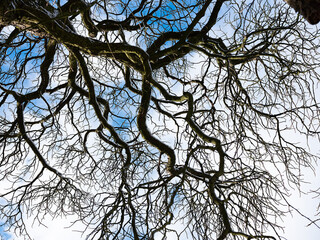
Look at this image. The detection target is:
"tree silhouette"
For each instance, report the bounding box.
[0,0,320,239]
[284,0,320,24]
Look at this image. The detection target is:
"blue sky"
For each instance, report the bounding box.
[0,225,11,240]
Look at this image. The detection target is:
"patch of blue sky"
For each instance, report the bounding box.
[105,80,139,125]
[0,209,11,240]
[110,114,131,128]
[99,0,202,49]
[46,0,68,6]
[0,32,45,94]
[0,225,11,240]
[109,107,136,141]
[1,28,73,121]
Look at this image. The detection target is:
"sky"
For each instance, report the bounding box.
[1,178,320,240]
[282,166,320,240]
[1,155,320,239]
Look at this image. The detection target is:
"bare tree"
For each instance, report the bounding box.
[0,0,320,239]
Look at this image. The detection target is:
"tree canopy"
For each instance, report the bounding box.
[0,0,320,239]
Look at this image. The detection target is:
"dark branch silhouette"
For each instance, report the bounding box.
[0,0,320,239]
[284,0,320,24]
